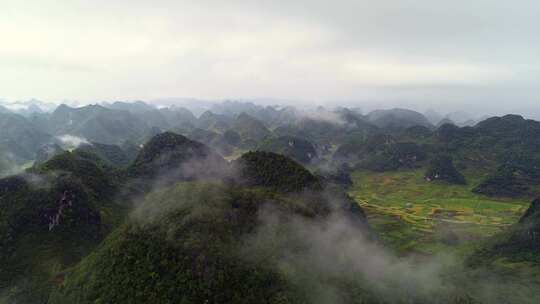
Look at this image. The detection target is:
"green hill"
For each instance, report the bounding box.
[235,151,321,193]
[50,182,311,304]
[106,101,170,129]
[197,111,232,132]
[425,155,466,185]
[159,105,198,128]
[48,104,150,145]
[50,150,366,303]
[334,135,427,171]
[230,113,273,148]
[37,150,117,200]
[366,108,433,129]
[127,132,227,180]
[0,151,124,303]
[257,136,317,164]
[77,142,132,167]
[512,198,540,253]
[470,198,540,264]
[0,112,52,166]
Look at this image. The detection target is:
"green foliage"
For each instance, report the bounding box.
[349,169,528,253]
[0,112,52,164]
[274,118,361,146]
[349,169,540,303]
[37,150,117,200]
[435,124,475,144]
[258,136,317,164]
[473,155,540,198]
[231,113,274,148]
[0,150,126,303]
[401,125,433,139]
[6,110,540,303]
[236,151,321,193]
[473,171,529,198]
[77,142,132,167]
[0,176,110,302]
[431,115,540,168]
[127,131,226,179]
[334,134,394,160]
[50,182,336,304]
[425,155,466,185]
[469,198,540,265]
[335,134,427,172]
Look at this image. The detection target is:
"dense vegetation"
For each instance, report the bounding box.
[231,113,273,148]
[469,198,540,265]
[77,142,133,167]
[258,136,317,164]
[3,100,540,302]
[127,131,227,180]
[50,183,301,304]
[46,140,370,303]
[0,151,124,303]
[235,151,322,193]
[334,134,428,171]
[425,155,466,185]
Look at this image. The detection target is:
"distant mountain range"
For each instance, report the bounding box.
[0,100,514,176]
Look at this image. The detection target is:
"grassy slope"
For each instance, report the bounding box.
[49,181,336,304]
[349,169,529,255]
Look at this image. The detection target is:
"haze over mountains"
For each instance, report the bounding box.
[2,99,540,303]
[0,99,496,175]
[4,0,540,302]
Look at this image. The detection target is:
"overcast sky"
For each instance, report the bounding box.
[1,0,540,115]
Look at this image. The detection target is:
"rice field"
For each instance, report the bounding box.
[349,169,530,254]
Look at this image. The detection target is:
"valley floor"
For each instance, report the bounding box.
[349,168,540,299]
[349,169,529,255]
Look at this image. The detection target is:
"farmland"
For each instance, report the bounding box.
[349,169,530,255]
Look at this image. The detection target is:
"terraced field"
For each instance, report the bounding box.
[349,169,530,255]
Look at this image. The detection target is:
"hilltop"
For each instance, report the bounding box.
[46,137,367,304]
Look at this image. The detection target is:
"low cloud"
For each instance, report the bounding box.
[300,109,347,125]
[240,198,540,303]
[56,134,90,148]
[0,152,27,177]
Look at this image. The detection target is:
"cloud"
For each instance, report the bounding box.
[120,156,540,303]
[0,152,25,177]
[300,109,347,125]
[240,202,539,303]
[56,135,90,148]
[1,0,539,115]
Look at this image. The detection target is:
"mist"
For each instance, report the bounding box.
[56,135,90,148]
[0,152,26,177]
[126,175,539,303]
[2,1,540,302]
[238,196,539,304]
[120,150,539,304]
